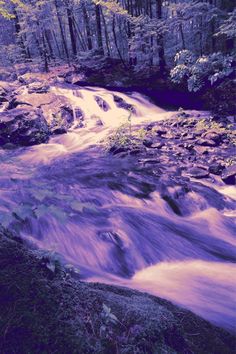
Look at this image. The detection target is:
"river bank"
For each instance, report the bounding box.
[0,225,235,353]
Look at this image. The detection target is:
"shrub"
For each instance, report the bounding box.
[170,50,234,92]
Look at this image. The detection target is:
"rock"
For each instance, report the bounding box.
[112,147,128,155]
[163,133,176,139]
[209,163,224,175]
[196,138,217,147]
[202,130,224,144]
[113,94,135,112]
[187,167,209,179]
[138,158,160,165]
[155,127,167,136]
[183,143,194,151]
[94,95,110,111]
[150,142,164,149]
[73,90,83,98]
[95,118,103,126]
[0,108,50,147]
[221,165,236,185]
[49,105,74,134]
[193,146,209,155]
[130,148,141,155]
[27,81,49,94]
[17,93,75,135]
[143,139,153,148]
[184,133,195,140]
[74,108,84,120]
[0,69,15,81]
[64,72,82,84]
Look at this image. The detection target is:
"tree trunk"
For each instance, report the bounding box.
[95,4,104,55]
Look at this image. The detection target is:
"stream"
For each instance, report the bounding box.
[0,84,235,332]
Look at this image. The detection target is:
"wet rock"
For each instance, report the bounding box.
[143,139,153,148]
[163,132,176,139]
[94,96,110,112]
[196,138,217,147]
[183,143,194,151]
[138,158,160,165]
[73,90,83,98]
[113,94,135,112]
[202,131,224,144]
[150,142,164,149]
[0,69,16,81]
[0,107,50,147]
[130,148,141,155]
[64,72,82,85]
[50,106,74,134]
[27,81,49,94]
[155,127,167,136]
[37,94,74,135]
[0,86,7,103]
[221,165,236,185]
[187,167,209,179]
[193,146,209,155]
[74,108,83,120]
[209,163,224,175]
[184,133,195,140]
[95,118,104,126]
[110,146,128,155]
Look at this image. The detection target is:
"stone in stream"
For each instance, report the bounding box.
[150,142,164,149]
[209,162,224,175]
[187,167,209,179]
[221,165,236,185]
[201,130,224,144]
[0,86,7,103]
[0,107,50,146]
[196,138,217,147]
[143,139,153,148]
[113,94,135,113]
[94,95,110,112]
[27,81,50,94]
[16,92,75,135]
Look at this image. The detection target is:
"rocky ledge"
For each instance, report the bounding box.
[107,111,236,187]
[0,225,235,354]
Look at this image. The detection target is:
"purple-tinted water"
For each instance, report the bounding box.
[0,86,235,332]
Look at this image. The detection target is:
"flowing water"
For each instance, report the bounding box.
[0,84,235,332]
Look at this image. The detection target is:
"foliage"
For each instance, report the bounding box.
[215,8,236,40]
[203,79,236,117]
[171,50,234,92]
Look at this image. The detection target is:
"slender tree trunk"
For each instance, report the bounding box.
[82,3,92,50]
[67,6,77,57]
[156,0,166,75]
[54,0,70,64]
[95,4,104,54]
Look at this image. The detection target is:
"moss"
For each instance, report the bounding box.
[0,226,235,353]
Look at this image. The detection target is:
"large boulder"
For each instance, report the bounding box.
[27,81,49,94]
[0,108,50,147]
[15,92,75,135]
[40,95,74,134]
